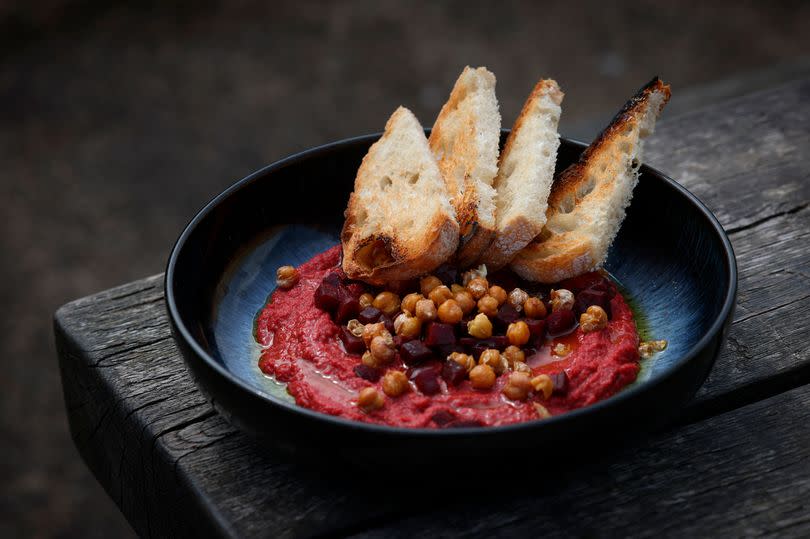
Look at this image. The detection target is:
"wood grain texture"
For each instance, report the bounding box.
[351,383,810,539]
[54,78,810,537]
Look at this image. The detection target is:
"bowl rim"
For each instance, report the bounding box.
[165,132,738,437]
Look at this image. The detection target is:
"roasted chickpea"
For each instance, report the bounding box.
[438,299,464,324]
[513,361,532,375]
[531,374,554,400]
[479,349,507,375]
[533,402,552,419]
[552,343,571,357]
[508,287,529,311]
[477,295,499,317]
[347,319,365,338]
[550,288,575,312]
[400,292,423,316]
[502,372,532,401]
[523,297,547,319]
[370,335,396,364]
[357,387,385,412]
[639,339,668,359]
[467,277,489,300]
[448,351,475,372]
[450,283,466,295]
[502,345,526,367]
[361,350,378,368]
[469,364,496,389]
[580,305,608,333]
[373,291,401,317]
[382,370,410,397]
[420,275,443,297]
[276,265,300,289]
[359,292,375,309]
[506,321,531,346]
[467,313,493,339]
[415,298,437,322]
[461,265,487,286]
[394,314,422,339]
[428,285,453,306]
[362,322,389,347]
[488,285,508,305]
[453,290,476,314]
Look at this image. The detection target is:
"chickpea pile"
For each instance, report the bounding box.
[329,267,611,414]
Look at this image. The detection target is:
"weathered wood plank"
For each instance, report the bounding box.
[55,78,810,536]
[350,383,810,539]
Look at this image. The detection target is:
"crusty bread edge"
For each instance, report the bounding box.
[511,77,671,283]
[481,79,563,270]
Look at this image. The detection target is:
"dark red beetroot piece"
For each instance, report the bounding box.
[524,318,545,339]
[546,309,576,336]
[493,303,520,331]
[338,326,366,354]
[424,323,457,346]
[409,366,441,395]
[335,297,360,324]
[441,360,467,386]
[357,306,382,324]
[431,409,456,426]
[380,314,395,334]
[432,263,459,286]
[549,371,569,394]
[399,340,435,365]
[353,364,382,382]
[433,343,465,359]
[314,282,342,313]
[574,288,612,319]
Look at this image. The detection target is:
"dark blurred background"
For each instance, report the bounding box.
[2,1,809,536]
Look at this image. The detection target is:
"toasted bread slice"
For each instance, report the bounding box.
[480,79,564,270]
[341,107,459,284]
[511,77,671,283]
[429,66,501,268]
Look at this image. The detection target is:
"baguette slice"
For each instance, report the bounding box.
[511,77,671,283]
[429,66,501,268]
[341,106,459,284]
[480,79,564,270]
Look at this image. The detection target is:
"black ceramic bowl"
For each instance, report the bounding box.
[165,134,737,463]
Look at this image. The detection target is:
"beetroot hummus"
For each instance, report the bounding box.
[256,245,640,428]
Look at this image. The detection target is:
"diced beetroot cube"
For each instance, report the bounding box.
[338,326,366,354]
[574,288,612,319]
[358,306,383,324]
[400,340,434,365]
[346,282,367,298]
[335,297,360,324]
[441,360,467,386]
[431,409,456,426]
[393,335,415,348]
[353,364,382,382]
[434,343,465,359]
[314,282,342,313]
[380,314,395,334]
[546,309,576,336]
[424,323,457,346]
[494,303,520,331]
[433,263,458,286]
[549,371,569,394]
[559,271,610,294]
[524,318,545,339]
[410,367,441,395]
[321,272,342,287]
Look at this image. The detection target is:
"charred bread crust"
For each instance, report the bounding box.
[511,77,671,283]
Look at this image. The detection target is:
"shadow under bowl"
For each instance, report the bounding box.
[165,133,737,463]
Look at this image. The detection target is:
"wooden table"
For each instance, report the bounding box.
[55,78,810,538]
